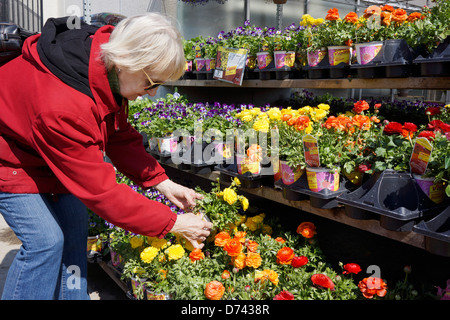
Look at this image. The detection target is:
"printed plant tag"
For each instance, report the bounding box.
[302,134,320,167]
[409,137,433,175]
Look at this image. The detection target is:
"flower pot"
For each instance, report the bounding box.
[146,288,172,300]
[280,160,304,185]
[307,48,327,67]
[274,51,295,68]
[306,167,340,192]
[87,235,102,253]
[195,58,206,72]
[109,249,123,267]
[157,136,178,154]
[256,51,273,70]
[205,57,215,72]
[236,154,261,175]
[413,174,445,204]
[185,60,193,72]
[327,45,352,66]
[355,41,383,65]
[130,277,147,300]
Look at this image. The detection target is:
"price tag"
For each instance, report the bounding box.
[409,137,433,175]
[302,134,320,167]
[213,46,247,86]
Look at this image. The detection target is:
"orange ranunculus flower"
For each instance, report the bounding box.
[189,248,205,262]
[381,11,392,26]
[247,144,262,162]
[215,231,231,247]
[221,270,231,280]
[358,277,388,299]
[344,12,358,23]
[407,12,423,22]
[296,222,317,238]
[363,5,381,18]
[246,240,259,252]
[281,113,292,122]
[276,247,295,265]
[255,269,279,286]
[234,231,247,243]
[287,116,298,126]
[294,115,310,131]
[353,115,371,130]
[345,39,353,47]
[381,5,394,12]
[401,122,417,138]
[352,100,370,114]
[245,252,262,268]
[370,116,381,123]
[326,8,340,21]
[274,237,285,244]
[224,238,243,257]
[234,252,246,269]
[391,8,407,23]
[205,280,225,300]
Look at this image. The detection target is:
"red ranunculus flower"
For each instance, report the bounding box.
[291,255,308,268]
[352,100,370,114]
[383,121,403,135]
[358,163,371,172]
[426,106,441,116]
[439,122,450,133]
[311,274,335,291]
[273,290,295,300]
[326,8,340,21]
[276,247,295,265]
[402,122,418,138]
[343,263,362,275]
[417,130,436,141]
[427,119,444,131]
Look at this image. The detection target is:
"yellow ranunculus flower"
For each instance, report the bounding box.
[312,108,328,121]
[253,118,270,133]
[223,187,238,205]
[240,196,249,211]
[241,114,253,122]
[233,177,241,186]
[305,123,313,134]
[249,107,261,116]
[261,224,273,235]
[140,246,159,264]
[299,106,312,114]
[130,236,144,249]
[317,103,330,110]
[266,107,282,120]
[245,218,258,231]
[150,238,169,250]
[166,244,185,260]
[313,18,324,25]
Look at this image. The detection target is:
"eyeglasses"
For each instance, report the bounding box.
[142,69,164,91]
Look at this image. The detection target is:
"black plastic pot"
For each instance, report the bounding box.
[279,174,349,209]
[377,39,413,78]
[328,63,350,79]
[336,169,447,231]
[413,36,450,77]
[413,207,450,257]
[215,164,273,189]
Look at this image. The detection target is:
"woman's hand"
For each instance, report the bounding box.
[170,212,213,249]
[154,179,203,211]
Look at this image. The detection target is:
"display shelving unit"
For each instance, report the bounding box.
[162,75,450,251]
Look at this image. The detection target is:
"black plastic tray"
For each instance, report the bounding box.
[413,207,450,257]
[277,173,351,209]
[215,164,274,189]
[336,169,448,231]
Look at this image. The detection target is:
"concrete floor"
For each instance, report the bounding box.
[0,214,126,300]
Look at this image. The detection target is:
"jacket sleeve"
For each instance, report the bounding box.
[105,110,169,189]
[30,110,177,238]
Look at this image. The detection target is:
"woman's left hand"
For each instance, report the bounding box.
[154,179,203,211]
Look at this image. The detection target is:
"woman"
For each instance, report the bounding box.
[0,13,212,300]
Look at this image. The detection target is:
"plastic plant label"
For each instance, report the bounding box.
[409,137,433,175]
[302,134,320,167]
[213,46,247,86]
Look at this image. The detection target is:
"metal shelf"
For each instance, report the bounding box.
[165,77,450,90]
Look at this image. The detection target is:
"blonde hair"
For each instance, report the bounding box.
[100,13,185,81]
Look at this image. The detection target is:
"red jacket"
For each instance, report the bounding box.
[0,23,177,238]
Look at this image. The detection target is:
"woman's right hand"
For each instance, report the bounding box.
[170,212,213,249]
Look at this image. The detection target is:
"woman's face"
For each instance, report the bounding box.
[116,67,170,100]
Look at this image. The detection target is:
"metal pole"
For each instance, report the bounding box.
[276,4,282,30]
[244,0,250,23]
[83,0,91,24]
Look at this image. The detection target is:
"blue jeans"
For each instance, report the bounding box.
[0,193,89,300]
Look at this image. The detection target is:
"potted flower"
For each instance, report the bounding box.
[182,38,196,76]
